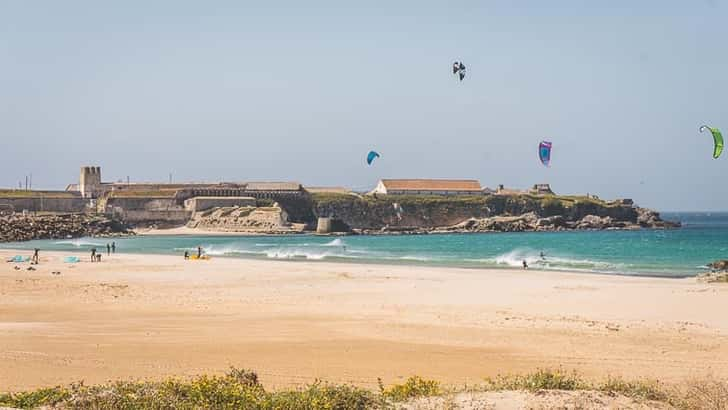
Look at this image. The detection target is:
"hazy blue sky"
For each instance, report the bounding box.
[1,1,726,211]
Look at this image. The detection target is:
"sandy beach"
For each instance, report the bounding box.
[1,249,727,392]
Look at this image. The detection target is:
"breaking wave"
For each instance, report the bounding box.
[322,238,346,247]
[488,248,620,272]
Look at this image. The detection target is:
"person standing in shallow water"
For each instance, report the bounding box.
[522,260,528,270]
[107,243,111,256]
[111,242,116,253]
[197,246,202,258]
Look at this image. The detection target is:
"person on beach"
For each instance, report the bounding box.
[32,248,39,264]
[111,242,116,253]
[522,260,528,269]
[107,243,111,256]
[197,246,202,258]
[184,251,189,260]
[91,248,96,262]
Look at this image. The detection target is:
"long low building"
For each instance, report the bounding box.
[371,179,483,196]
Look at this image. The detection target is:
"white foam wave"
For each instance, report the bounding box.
[203,244,259,256]
[491,249,617,272]
[265,248,331,260]
[322,238,345,247]
[398,255,433,262]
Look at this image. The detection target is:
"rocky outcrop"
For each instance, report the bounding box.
[0,214,131,243]
[636,208,679,229]
[709,260,728,272]
[309,194,679,235]
[438,213,540,233]
[429,213,642,234]
[699,261,728,283]
[187,205,305,234]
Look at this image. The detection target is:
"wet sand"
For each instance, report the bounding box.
[1,250,727,391]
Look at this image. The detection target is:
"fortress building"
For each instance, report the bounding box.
[67,166,304,200]
[78,166,102,198]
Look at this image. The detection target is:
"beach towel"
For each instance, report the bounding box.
[7,255,30,263]
[189,255,211,260]
[63,256,80,263]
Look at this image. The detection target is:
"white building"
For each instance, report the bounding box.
[371,179,483,196]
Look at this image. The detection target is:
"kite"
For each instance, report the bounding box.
[366,150,380,165]
[452,61,466,81]
[539,141,552,167]
[700,125,724,159]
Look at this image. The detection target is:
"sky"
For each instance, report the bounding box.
[1,1,727,211]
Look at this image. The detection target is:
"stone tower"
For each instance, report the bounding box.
[79,166,102,198]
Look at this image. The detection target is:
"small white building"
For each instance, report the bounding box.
[371,179,483,196]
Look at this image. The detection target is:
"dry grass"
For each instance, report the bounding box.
[669,379,728,409]
[2,368,726,409]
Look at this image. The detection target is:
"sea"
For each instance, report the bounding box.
[2,212,727,278]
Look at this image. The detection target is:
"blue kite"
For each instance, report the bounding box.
[366,150,380,165]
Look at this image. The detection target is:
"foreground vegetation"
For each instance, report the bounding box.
[1,368,725,409]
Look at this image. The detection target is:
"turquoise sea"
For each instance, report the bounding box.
[2,212,727,278]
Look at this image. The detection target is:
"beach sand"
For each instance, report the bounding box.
[1,250,727,392]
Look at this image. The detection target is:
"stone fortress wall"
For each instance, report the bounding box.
[0,197,88,214]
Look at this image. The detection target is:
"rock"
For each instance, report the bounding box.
[636,207,680,229]
[0,214,131,243]
[709,260,728,272]
[576,215,612,230]
[186,205,304,234]
[536,215,566,228]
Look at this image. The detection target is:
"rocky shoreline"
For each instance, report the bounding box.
[0,214,132,243]
[350,208,679,235]
[0,205,680,242]
[699,260,728,283]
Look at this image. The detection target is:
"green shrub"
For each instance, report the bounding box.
[1,368,689,409]
[270,382,376,410]
[0,369,377,410]
[381,376,441,401]
[598,377,668,402]
[0,386,70,409]
[483,369,586,392]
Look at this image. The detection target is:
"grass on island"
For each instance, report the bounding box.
[2,368,726,409]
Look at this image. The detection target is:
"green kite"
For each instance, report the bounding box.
[700,125,724,159]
